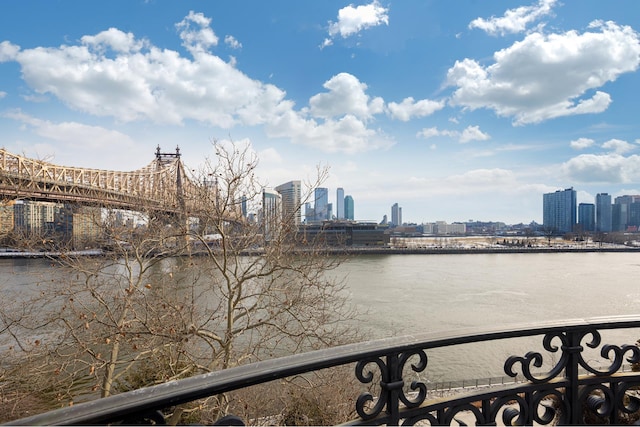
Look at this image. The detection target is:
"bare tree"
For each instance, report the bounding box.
[0,140,359,424]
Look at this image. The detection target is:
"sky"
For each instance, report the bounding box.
[1,0,640,225]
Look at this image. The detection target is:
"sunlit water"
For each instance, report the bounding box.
[2,252,640,384]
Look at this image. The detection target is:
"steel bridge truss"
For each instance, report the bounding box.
[0,147,200,215]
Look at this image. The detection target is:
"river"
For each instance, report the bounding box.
[2,252,640,383]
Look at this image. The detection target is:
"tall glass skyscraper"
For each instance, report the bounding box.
[578,203,595,232]
[336,187,344,219]
[542,188,576,234]
[344,195,354,220]
[595,193,612,232]
[391,203,402,227]
[314,187,329,221]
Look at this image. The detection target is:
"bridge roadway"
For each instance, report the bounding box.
[0,146,207,216]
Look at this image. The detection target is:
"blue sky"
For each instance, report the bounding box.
[1,0,640,224]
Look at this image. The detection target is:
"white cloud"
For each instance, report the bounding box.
[0,41,20,62]
[267,110,393,154]
[417,125,490,143]
[387,97,445,121]
[447,21,640,125]
[81,27,146,53]
[3,110,136,150]
[562,153,640,183]
[257,147,282,164]
[570,137,595,150]
[2,12,395,156]
[469,0,557,36]
[176,11,219,53]
[0,91,6,99]
[224,35,242,50]
[602,138,636,154]
[309,73,384,120]
[459,125,490,143]
[325,1,389,45]
[4,16,291,128]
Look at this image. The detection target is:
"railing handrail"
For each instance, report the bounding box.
[8,314,640,425]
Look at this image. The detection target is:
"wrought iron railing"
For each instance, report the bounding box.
[8,315,640,425]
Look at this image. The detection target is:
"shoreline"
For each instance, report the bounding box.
[315,245,640,255]
[0,246,638,259]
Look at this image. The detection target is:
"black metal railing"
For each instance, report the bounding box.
[8,315,640,425]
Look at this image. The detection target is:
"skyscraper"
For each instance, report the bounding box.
[595,193,612,232]
[262,188,282,242]
[344,195,354,220]
[578,203,595,232]
[391,203,402,227]
[542,188,576,234]
[275,180,301,226]
[314,187,329,221]
[336,187,344,220]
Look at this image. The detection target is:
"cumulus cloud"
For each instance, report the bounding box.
[562,153,640,183]
[469,0,557,36]
[267,110,393,154]
[459,125,490,143]
[1,12,397,155]
[309,73,383,120]
[0,41,20,62]
[570,137,595,150]
[387,97,445,121]
[602,138,637,154]
[416,125,490,143]
[323,1,389,47]
[0,91,6,99]
[4,24,289,127]
[447,21,640,125]
[176,11,219,53]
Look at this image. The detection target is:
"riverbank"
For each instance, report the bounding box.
[0,243,638,258]
[324,245,640,255]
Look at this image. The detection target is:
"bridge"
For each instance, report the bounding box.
[0,146,212,217]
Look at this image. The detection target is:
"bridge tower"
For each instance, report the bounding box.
[154,145,186,215]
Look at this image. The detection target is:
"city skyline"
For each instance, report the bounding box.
[2,1,640,224]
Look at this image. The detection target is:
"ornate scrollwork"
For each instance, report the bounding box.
[580,384,615,423]
[355,349,428,421]
[504,331,570,383]
[617,382,640,416]
[489,394,528,425]
[355,357,388,420]
[397,349,428,409]
[532,389,567,425]
[578,341,640,375]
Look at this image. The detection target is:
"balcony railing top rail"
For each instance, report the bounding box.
[8,315,640,425]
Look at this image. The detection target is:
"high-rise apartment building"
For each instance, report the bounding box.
[314,187,329,221]
[336,188,344,220]
[14,200,60,235]
[595,193,612,232]
[542,188,576,233]
[275,180,301,226]
[578,203,595,232]
[344,195,354,220]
